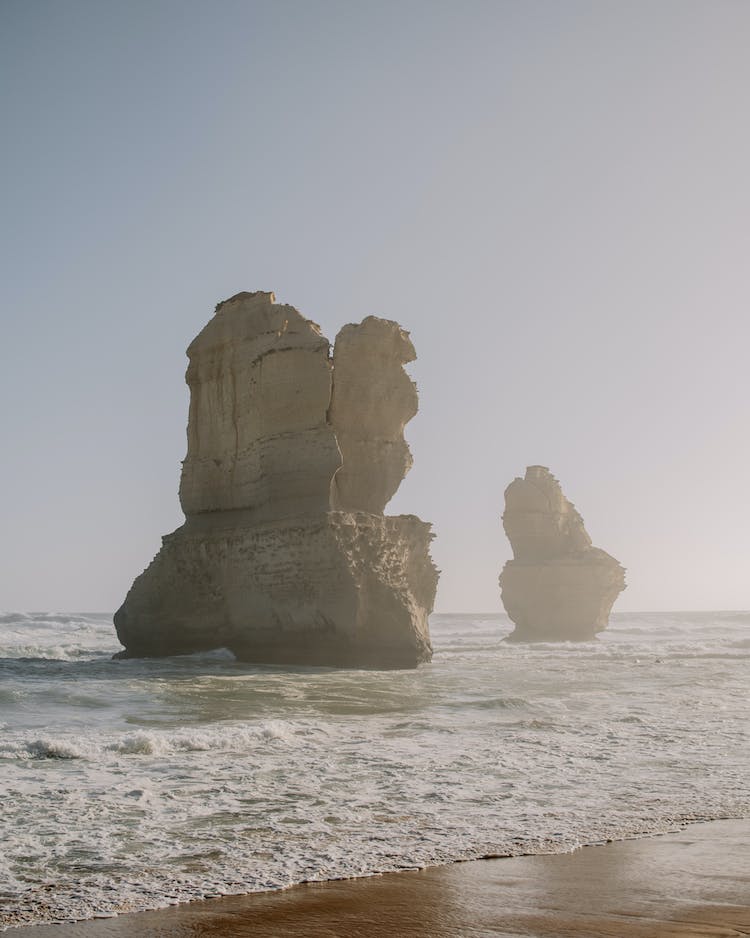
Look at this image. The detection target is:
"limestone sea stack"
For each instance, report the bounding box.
[114,292,438,668]
[498,466,625,641]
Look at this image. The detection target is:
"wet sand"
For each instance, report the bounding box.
[10,819,750,937]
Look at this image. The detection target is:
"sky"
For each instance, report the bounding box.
[1,0,749,613]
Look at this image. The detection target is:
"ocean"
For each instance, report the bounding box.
[1,611,748,930]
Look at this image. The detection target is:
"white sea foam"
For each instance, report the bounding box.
[1,611,748,929]
[1,720,315,761]
[0,611,120,661]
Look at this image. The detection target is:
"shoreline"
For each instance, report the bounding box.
[6,818,750,936]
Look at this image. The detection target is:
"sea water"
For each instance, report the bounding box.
[0,611,748,929]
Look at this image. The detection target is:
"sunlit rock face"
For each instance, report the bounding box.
[178,292,340,521]
[329,316,417,514]
[499,466,625,641]
[114,292,437,668]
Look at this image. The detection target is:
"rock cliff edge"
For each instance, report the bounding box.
[498,466,625,641]
[114,292,438,667]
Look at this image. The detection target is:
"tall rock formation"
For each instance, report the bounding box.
[114,292,438,668]
[499,466,625,641]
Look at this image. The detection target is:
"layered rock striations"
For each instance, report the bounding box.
[498,466,625,641]
[114,292,438,668]
[178,292,340,520]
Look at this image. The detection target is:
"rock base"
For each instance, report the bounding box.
[114,512,437,669]
[499,549,626,642]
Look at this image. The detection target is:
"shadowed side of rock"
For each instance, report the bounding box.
[499,466,625,641]
[114,512,436,667]
[114,292,437,668]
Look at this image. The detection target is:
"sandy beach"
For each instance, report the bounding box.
[7,819,749,937]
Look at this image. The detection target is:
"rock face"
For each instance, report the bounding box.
[114,292,438,668]
[499,466,625,641]
[329,317,418,514]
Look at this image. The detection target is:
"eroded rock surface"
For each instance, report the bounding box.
[329,317,417,514]
[178,291,340,521]
[499,466,625,641]
[115,292,437,668]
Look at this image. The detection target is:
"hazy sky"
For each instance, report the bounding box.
[2,0,749,612]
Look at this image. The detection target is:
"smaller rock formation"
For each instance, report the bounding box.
[499,466,625,641]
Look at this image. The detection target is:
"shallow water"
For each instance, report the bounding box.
[1,611,748,929]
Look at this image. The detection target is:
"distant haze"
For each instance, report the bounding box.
[2,0,749,612]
